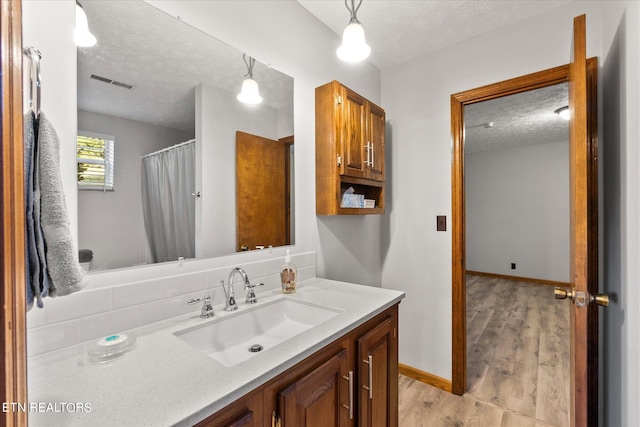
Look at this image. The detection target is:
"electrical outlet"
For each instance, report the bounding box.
[511,263,516,270]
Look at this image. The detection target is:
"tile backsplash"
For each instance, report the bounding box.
[27,251,316,356]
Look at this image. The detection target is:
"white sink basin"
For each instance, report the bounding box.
[174,297,341,367]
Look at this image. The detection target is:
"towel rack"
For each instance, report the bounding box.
[23,46,42,119]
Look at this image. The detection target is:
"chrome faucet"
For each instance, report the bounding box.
[187,295,214,318]
[223,267,264,310]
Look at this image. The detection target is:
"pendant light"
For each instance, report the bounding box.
[337,0,371,63]
[555,106,570,120]
[237,54,263,105]
[75,1,97,47]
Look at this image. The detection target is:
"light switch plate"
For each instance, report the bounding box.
[437,216,446,231]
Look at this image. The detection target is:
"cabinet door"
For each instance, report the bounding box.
[367,103,385,182]
[278,348,350,427]
[357,317,398,427]
[340,87,368,179]
[195,389,262,427]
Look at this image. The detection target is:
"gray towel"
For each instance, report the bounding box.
[24,112,38,309]
[32,113,52,303]
[37,112,88,297]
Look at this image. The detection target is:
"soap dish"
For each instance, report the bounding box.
[86,332,137,363]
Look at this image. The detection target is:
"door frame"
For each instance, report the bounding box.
[1,0,28,426]
[450,59,598,397]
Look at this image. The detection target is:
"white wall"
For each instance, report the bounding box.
[600,2,640,426]
[380,1,603,381]
[22,1,77,244]
[77,110,194,271]
[466,142,570,282]
[195,83,278,257]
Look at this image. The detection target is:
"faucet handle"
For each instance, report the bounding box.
[188,294,214,318]
[187,296,204,305]
[244,281,264,290]
[245,283,264,304]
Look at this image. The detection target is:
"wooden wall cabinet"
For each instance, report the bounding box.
[197,305,399,427]
[316,81,386,215]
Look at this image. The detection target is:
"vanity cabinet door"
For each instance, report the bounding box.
[278,348,350,427]
[357,316,398,427]
[195,388,263,427]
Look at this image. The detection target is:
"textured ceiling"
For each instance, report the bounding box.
[297,0,571,69]
[464,83,569,153]
[80,1,571,139]
[78,1,293,133]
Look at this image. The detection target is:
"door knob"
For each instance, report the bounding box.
[591,293,610,307]
[555,287,610,307]
[554,287,575,301]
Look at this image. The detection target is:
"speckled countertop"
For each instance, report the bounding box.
[27,278,405,426]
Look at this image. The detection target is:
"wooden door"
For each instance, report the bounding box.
[341,87,368,179]
[236,131,288,251]
[357,317,398,427]
[278,349,349,427]
[367,103,385,182]
[566,14,600,426]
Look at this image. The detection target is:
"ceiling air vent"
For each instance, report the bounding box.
[111,80,134,90]
[90,74,135,90]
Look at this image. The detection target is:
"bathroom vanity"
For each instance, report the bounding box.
[27,279,404,427]
[200,303,398,426]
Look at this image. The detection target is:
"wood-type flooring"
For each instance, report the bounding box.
[399,274,570,426]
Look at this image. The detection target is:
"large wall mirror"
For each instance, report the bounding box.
[77,1,294,272]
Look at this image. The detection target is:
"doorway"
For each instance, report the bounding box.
[451,51,599,426]
[463,80,572,425]
[450,63,574,396]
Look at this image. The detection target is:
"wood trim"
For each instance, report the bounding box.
[585,55,599,427]
[451,64,570,105]
[466,270,571,288]
[398,364,452,393]
[450,94,466,396]
[279,135,293,246]
[1,0,28,425]
[451,64,576,398]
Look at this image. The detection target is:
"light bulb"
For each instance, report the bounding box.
[237,78,263,105]
[337,22,371,62]
[75,3,97,47]
[555,106,570,120]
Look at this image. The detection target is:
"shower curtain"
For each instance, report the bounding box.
[141,140,196,263]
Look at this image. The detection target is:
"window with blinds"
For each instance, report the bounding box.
[77,133,115,191]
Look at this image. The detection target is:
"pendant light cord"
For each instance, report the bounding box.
[345,0,363,24]
[242,54,256,79]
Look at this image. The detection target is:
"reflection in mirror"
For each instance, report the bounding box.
[464,83,570,281]
[76,1,294,272]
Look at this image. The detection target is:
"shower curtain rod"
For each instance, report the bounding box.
[141,139,195,159]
